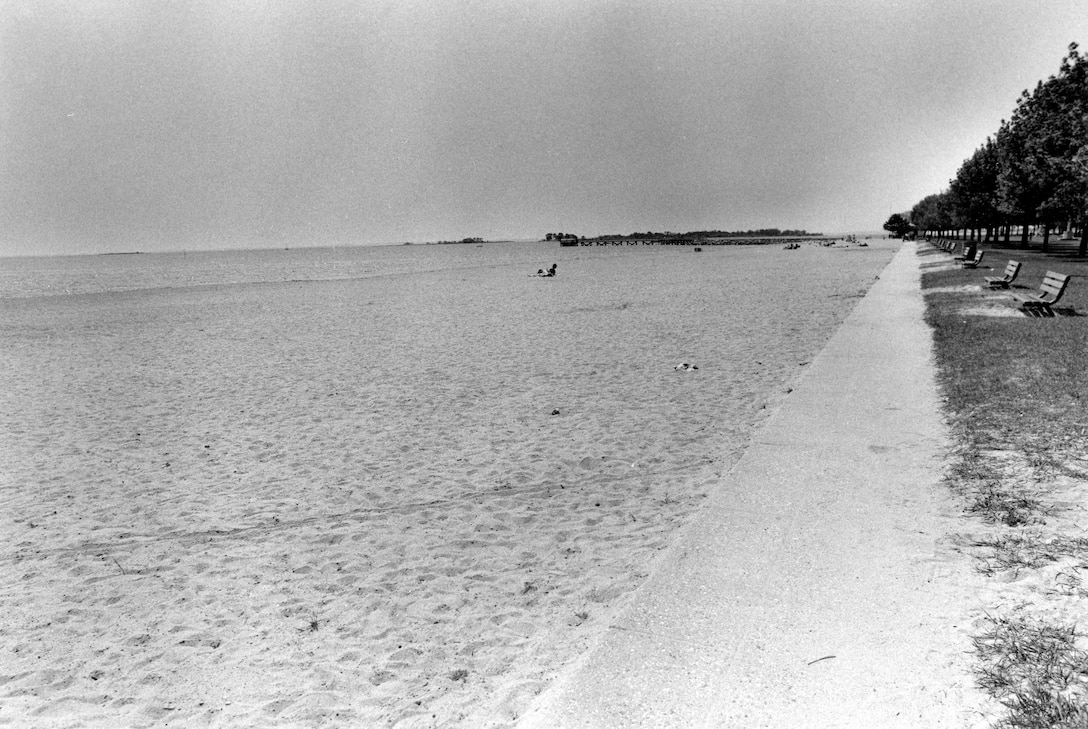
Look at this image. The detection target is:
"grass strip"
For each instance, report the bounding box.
[919,240,1088,724]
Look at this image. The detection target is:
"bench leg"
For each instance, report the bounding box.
[1020,303,1053,317]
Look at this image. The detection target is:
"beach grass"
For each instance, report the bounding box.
[973,614,1088,729]
[920,240,1088,725]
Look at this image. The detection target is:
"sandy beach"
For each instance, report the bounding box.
[0,240,894,727]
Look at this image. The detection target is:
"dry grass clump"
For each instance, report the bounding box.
[966,486,1046,528]
[943,448,1046,527]
[974,615,1088,729]
[999,689,1088,729]
[971,534,1088,577]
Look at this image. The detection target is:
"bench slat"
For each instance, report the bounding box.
[1011,271,1071,315]
[985,260,1021,287]
[1041,273,1069,294]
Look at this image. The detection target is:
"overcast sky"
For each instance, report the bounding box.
[1,1,1085,256]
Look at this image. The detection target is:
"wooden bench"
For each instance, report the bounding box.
[1011,271,1071,317]
[953,243,975,261]
[985,260,1021,289]
[961,249,984,268]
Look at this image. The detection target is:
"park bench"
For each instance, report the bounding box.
[953,243,975,261]
[961,249,984,268]
[985,260,1021,289]
[1011,271,1071,317]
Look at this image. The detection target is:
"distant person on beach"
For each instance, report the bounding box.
[531,264,557,277]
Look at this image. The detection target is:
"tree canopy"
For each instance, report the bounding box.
[882,213,914,238]
[900,43,1088,255]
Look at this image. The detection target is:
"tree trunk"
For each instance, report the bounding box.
[1042,223,1050,252]
[1020,220,1030,248]
[1003,225,1011,244]
[1079,218,1087,258]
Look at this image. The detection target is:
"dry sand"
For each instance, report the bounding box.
[1,241,894,727]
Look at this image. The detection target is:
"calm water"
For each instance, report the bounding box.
[0,240,667,299]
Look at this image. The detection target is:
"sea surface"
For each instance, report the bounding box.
[0,240,598,299]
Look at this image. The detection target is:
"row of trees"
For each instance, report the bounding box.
[583,228,818,241]
[886,43,1087,256]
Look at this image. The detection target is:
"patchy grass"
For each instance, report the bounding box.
[971,534,1088,576]
[921,244,1088,458]
[922,242,1088,528]
[920,240,1088,725]
[939,443,1048,526]
[973,615,1088,729]
[967,487,1046,527]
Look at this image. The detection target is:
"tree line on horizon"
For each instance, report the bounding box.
[884,43,1087,256]
[576,228,817,241]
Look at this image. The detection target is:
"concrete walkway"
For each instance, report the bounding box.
[518,242,987,728]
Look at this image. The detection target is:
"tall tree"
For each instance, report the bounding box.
[911,193,953,237]
[883,213,914,238]
[996,113,1046,247]
[1021,46,1087,250]
[904,43,1087,254]
[950,139,1001,240]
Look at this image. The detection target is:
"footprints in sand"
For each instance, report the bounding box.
[0,250,895,726]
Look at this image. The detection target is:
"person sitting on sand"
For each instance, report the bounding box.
[531,264,558,277]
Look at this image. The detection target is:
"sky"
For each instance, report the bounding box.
[1,0,1085,256]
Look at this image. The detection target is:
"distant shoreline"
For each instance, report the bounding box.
[564,235,829,247]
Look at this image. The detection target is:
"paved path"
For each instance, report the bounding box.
[518,241,987,728]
